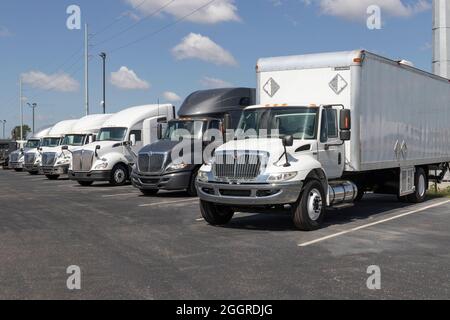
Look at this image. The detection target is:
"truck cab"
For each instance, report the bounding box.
[68,104,175,186]
[131,88,255,196]
[0,140,18,169]
[41,114,112,180]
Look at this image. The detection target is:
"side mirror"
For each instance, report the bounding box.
[95,145,101,157]
[223,113,232,130]
[282,135,294,147]
[340,130,351,141]
[130,134,136,147]
[157,124,163,140]
[340,109,351,131]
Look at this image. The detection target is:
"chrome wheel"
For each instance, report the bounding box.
[114,168,126,184]
[307,188,323,221]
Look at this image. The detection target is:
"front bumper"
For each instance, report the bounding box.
[196,180,303,206]
[131,171,192,191]
[68,170,112,182]
[24,164,40,173]
[42,165,69,176]
[9,162,24,169]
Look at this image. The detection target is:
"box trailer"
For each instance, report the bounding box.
[196,50,450,231]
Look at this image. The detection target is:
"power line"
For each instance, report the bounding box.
[109,0,217,54]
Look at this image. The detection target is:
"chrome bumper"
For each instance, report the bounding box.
[196,181,303,206]
[24,164,39,172]
[41,165,68,175]
[9,162,23,169]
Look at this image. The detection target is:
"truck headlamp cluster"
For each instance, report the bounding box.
[94,162,108,170]
[197,170,209,182]
[168,162,189,171]
[267,172,297,182]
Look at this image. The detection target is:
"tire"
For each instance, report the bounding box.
[46,175,60,180]
[14,168,23,172]
[140,189,158,196]
[77,181,94,187]
[292,180,326,231]
[407,168,428,203]
[29,171,39,176]
[186,171,199,197]
[200,200,234,226]
[110,164,128,186]
[355,188,365,202]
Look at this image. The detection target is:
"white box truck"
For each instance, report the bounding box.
[69,104,175,186]
[196,50,450,231]
[40,114,112,180]
[23,120,79,175]
[8,127,52,171]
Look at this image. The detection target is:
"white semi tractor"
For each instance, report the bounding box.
[69,104,175,186]
[196,50,450,231]
[24,120,79,175]
[8,127,52,171]
[40,114,112,180]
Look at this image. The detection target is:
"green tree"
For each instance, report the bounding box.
[11,125,31,140]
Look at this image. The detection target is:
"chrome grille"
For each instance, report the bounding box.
[138,153,166,174]
[24,153,36,165]
[213,152,267,181]
[9,153,19,162]
[42,152,57,166]
[72,150,94,171]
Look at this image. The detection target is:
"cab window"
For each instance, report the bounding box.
[320,109,338,143]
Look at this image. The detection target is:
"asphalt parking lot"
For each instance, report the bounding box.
[0,169,449,300]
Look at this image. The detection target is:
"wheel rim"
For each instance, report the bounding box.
[307,188,323,221]
[114,168,126,184]
[418,174,426,197]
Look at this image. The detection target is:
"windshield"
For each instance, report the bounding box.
[62,134,86,146]
[41,138,61,147]
[164,121,205,140]
[25,140,40,148]
[97,127,127,142]
[237,107,318,140]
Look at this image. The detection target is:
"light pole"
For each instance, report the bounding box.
[99,52,107,114]
[27,103,37,134]
[1,120,6,139]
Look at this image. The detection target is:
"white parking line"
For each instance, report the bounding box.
[102,193,139,198]
[297,199,450,247]
[139,198,198,208]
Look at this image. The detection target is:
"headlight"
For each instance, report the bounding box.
[167,162,189,171]
[56,158,70,165]
[94,162,108,170]
[197,170,209,182]
[267,172,297,182]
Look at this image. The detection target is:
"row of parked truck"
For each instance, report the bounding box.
[5,50,450,231]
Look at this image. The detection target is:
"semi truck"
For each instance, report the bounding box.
[41,114,112,180]
[0,140,18,169]
[69,104,175,186]
[24,120,78,175]
[131,88,255,196]
[8,127,52,172]
[196,50,450,231]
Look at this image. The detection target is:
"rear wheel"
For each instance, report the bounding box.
[200,200,234,226]
[140,189,158,196]
[110,164,128,186]
[77,181,94,187]
[292,180,326,231]
[46,175,60,180]
[407,168,427,203]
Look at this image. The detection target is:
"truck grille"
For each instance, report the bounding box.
[138,153,166,174]
[213,151,267,181]
[9,153,19,162]
[24,153,36,165]
[42,152,57,166]
[72,150,94,172]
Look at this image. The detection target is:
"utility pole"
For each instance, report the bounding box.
[84,23,90,116]
[19,76,23,140]
[1,120,6,139]
[99,52,107,114]
[27,103,37,134]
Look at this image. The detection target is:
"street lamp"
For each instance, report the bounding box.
[1,120,6,139]
[99,52,107,114]
[27,102,37,134]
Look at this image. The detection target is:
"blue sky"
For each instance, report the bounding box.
[0,0,435,137]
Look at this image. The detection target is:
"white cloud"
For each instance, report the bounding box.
[124,0,240,24]
[110,66,150,90]
[163,91,182,102]
[200,76,233,88]
[0,26,12,37]
[172,33,237,66]
[302,0,431,20]
[21,71,79,92]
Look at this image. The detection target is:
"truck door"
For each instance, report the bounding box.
[317,107,345,179]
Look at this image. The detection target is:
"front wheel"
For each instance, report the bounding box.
[140,189,158,196]
[77,181,94,187]
[46,175,60,180]
[29,171,39,176]
[110,164,128,186]
[292,180,326,231]
[407,168,427,203]
[14,168,23,172]
[200,200,234,226]
[186,171,199,197]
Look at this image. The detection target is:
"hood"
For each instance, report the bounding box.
[139,139,182,154]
